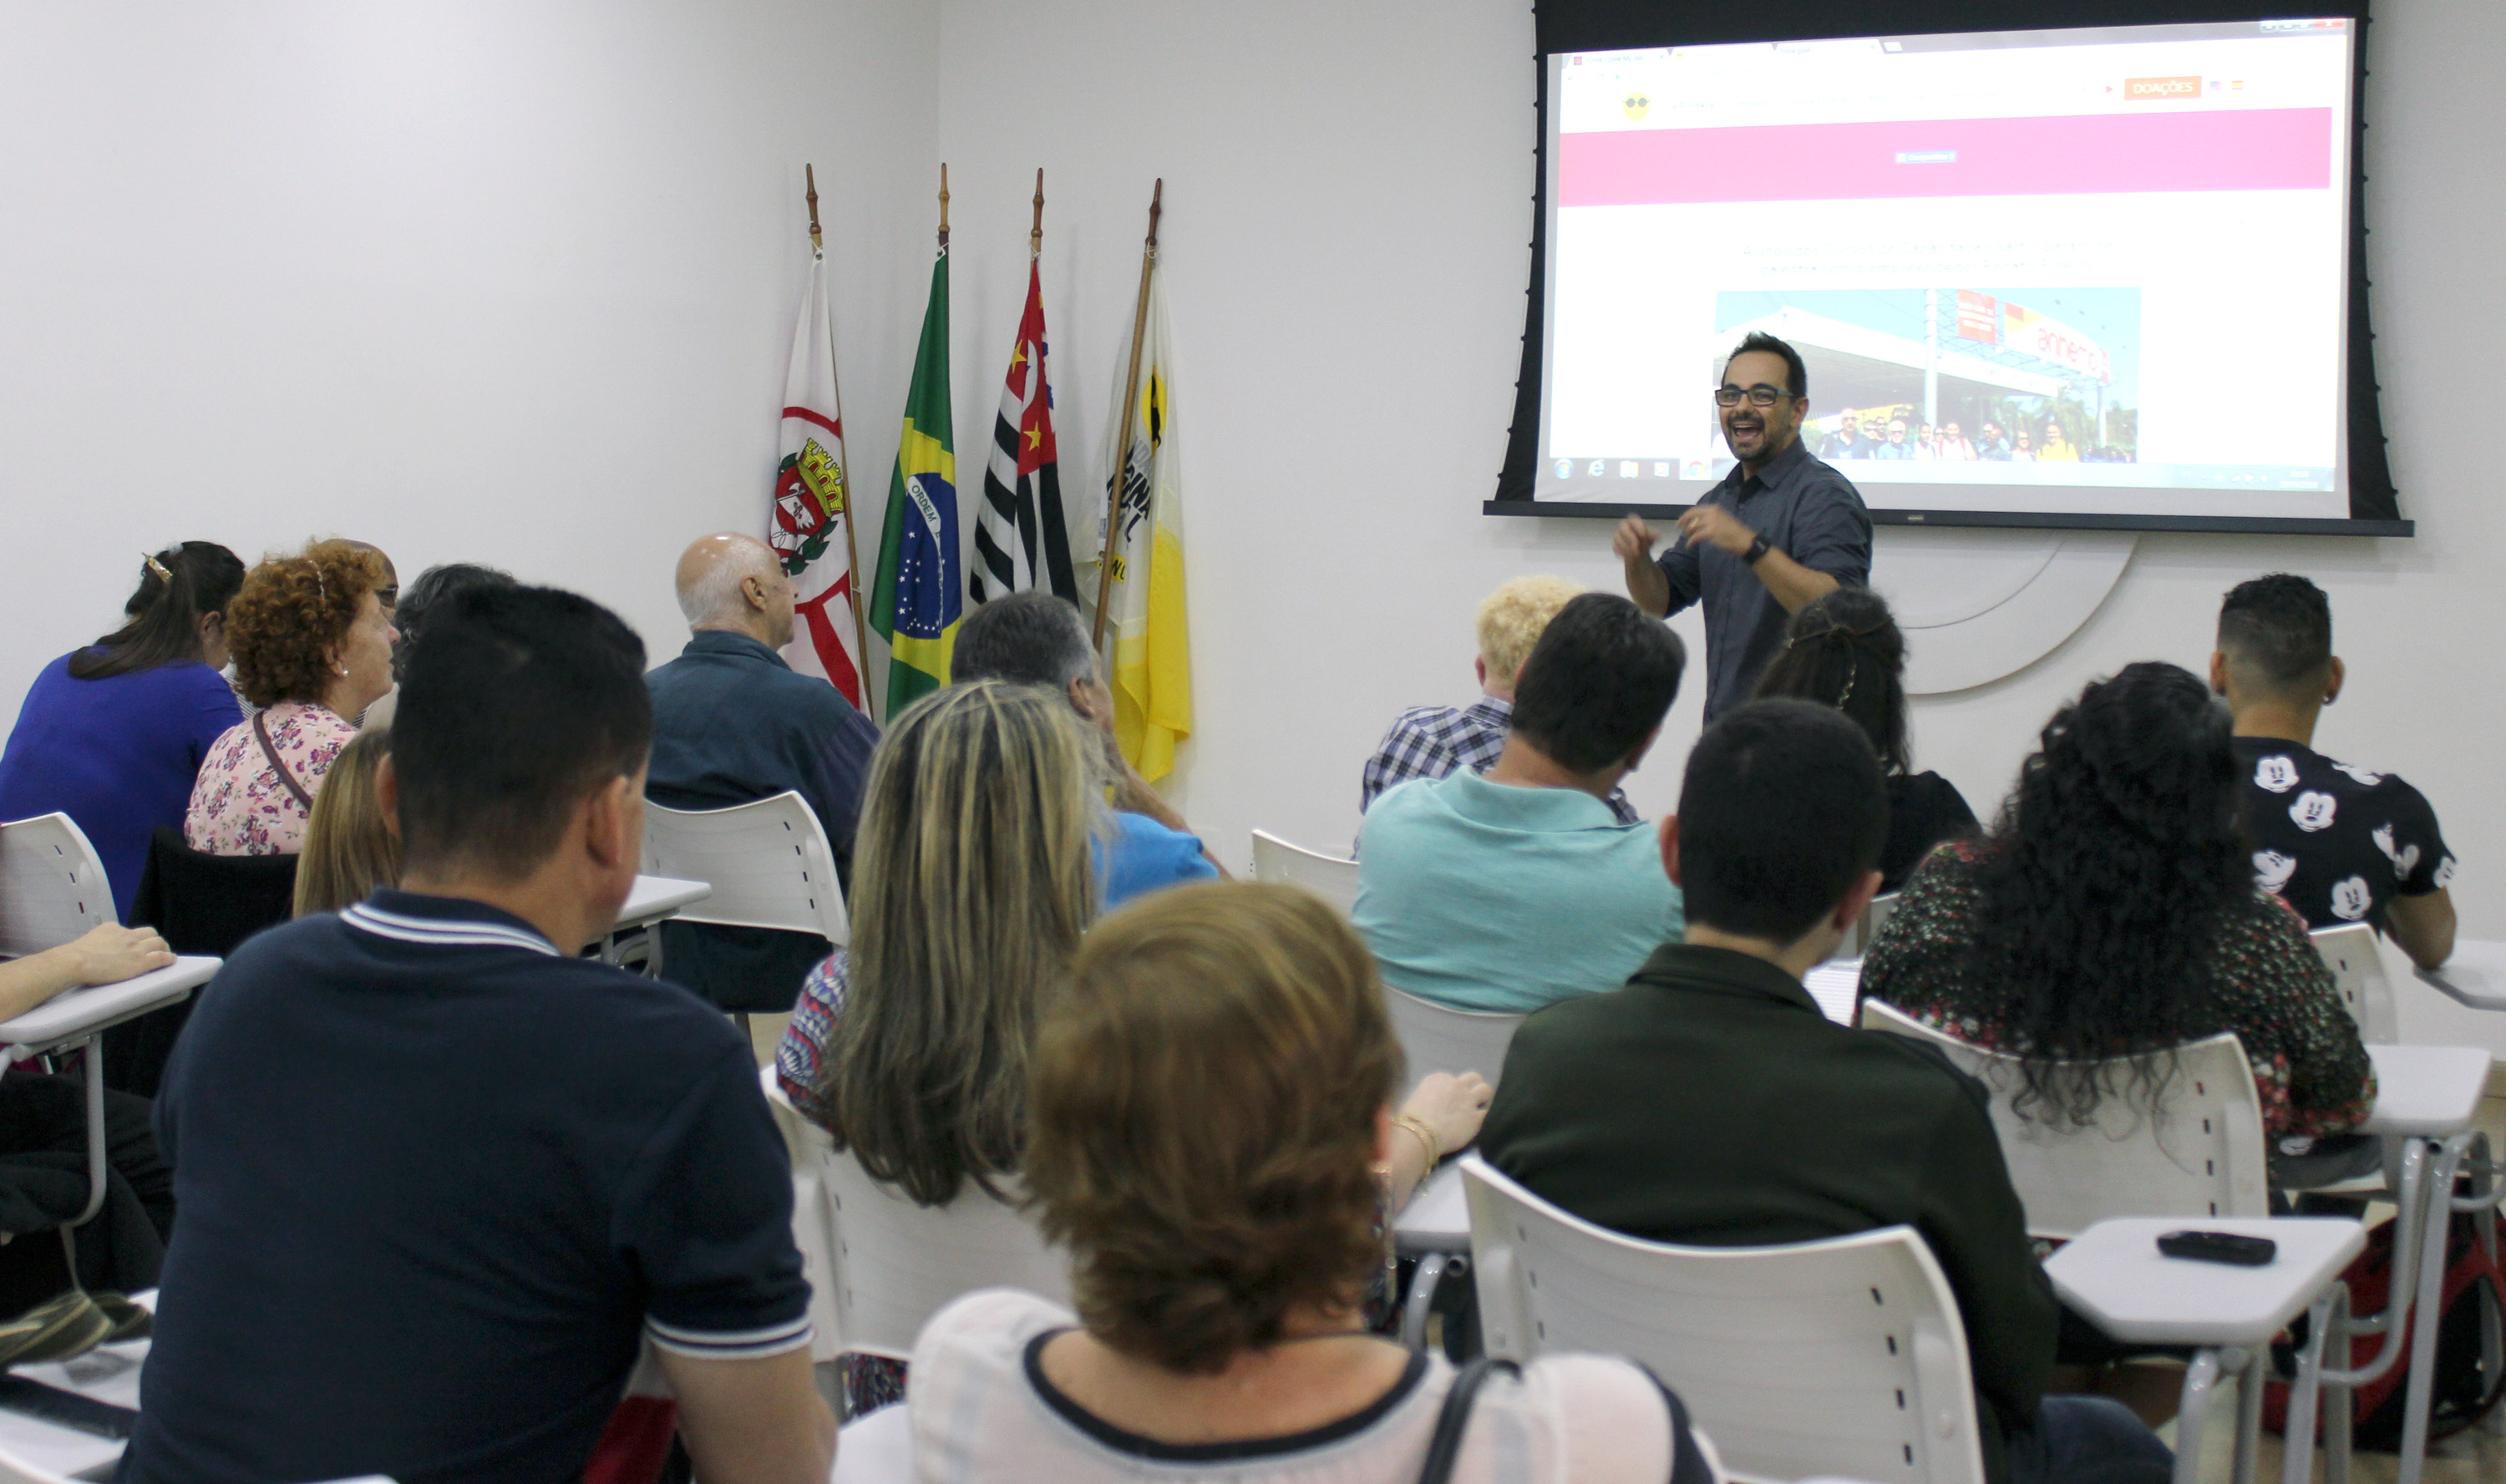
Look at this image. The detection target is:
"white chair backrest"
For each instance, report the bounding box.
[1249,829,1357,913]
[0,813,115,956]
[761,1068,842,1364]
[830,1401,914,1484]
[0,1441,74,1484]
[1386,986,1523,1087]
[642,792,846,944]
[1462,1154,1985,1484]
[1859,1000,2267,1238]
[2309,923,2399,1045]
[820,1145,1070,1360]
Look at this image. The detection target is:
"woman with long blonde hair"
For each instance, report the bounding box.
[292,730,401,917]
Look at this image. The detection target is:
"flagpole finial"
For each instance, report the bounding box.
[1147,178,1163,253]
[938,164,951,246]
[1031,169,1045,259]
[804,164,824,256]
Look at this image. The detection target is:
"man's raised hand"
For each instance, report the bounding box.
[1611,513,1661,565]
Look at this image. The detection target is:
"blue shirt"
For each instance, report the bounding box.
[0,653,240,920]
[1098,810,1219,909]
[646,631,878,883]
[1352,771,1682,1014]
[124,891,811,1484]
[1657,438,1873,721]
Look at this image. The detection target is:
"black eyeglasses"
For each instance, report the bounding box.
[1713,384,1792,407]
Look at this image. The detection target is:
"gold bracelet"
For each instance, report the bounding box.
[1393,1113,1441,1170]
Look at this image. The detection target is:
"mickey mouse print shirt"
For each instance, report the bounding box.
[2233,737,2454,931]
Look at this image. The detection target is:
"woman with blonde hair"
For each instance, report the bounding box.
[185,541,398,855]
[291,730,401,917]
[779,683,1489,1417]
[901,881,1717,1484]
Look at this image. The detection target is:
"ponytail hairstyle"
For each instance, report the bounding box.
[1753,586,1910,775]
[68,543,247,681]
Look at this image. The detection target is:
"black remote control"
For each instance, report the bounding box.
[2155,1229,2278,1267]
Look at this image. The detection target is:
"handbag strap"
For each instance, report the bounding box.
[251,711,316,813]
[1417,1358,1519,1484]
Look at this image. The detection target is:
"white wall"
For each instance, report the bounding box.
[5,1,2501,939]
[0,0,936,700]
[933,0,2506,941]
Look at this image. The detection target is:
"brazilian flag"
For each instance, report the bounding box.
[870,243,959,716]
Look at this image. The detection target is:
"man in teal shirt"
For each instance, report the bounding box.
[1353,593,1684,1013]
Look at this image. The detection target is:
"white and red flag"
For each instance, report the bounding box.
[768,251,868,709]
[971,260,1076,605]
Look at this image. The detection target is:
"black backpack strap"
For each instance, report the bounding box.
[1418,1358,1519,1484]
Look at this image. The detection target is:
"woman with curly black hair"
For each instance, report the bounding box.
[1860,661,2372,1164]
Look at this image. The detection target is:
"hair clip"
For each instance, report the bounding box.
[144,553,171,583]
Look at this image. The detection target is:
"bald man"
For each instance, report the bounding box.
[645,534,879,1013]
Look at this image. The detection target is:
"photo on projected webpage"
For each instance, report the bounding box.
[1535,19,2356,522]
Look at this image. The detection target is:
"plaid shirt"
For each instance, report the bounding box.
[1361,697,1639,825]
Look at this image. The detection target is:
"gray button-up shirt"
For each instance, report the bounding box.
[1656,438,1873,720]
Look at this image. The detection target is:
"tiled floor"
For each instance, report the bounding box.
[2177,1392,2506,1484]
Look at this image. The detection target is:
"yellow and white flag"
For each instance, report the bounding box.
[1086,270,1191,781]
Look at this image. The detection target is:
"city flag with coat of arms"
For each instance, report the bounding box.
[1085,269,1192,781]
[767,251,866,709]
[971,260,1076,605]
[870,240,960,715]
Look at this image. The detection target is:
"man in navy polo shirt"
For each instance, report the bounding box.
[125,586,834,1484]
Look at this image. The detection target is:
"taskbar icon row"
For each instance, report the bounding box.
[1552,458,1716,482]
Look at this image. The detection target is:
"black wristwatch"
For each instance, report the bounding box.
[1742,532,1773,565]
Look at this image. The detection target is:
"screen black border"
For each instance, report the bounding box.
[1490,0,2407,536]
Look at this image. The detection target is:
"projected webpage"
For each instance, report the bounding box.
[1536,20,2355,520]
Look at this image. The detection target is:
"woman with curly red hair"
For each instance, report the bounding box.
[185,541,398,856]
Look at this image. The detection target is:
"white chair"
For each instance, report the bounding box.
[760,1068,844,1364]
[2310,923,2399,1045]
[1859,1000,2266,1238]
[830,1403,912,1484]
[1841,891,1901,960]
[642,791,847,945]
[0,813,116,955]
[1385,986,1522,1087]
[1249,830,1357,914]
[819,1145,1069,1361]
[1461,1154,1986,1484]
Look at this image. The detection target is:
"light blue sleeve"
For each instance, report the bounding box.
[1101,811,1218,910]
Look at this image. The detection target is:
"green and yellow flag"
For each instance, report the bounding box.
[869,239,960,715]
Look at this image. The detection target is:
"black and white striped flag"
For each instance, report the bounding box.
[971,261,1076,605]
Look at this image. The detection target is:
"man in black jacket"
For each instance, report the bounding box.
[1479,700,2169,1484]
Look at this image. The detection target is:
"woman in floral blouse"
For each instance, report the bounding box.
[185,541,398,856]
[1863,661,2374,1167]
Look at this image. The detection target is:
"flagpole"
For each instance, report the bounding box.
[806,163,876,720]
[1092,178,1162,652]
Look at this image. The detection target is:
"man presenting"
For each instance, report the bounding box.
[1615,332,1873,720]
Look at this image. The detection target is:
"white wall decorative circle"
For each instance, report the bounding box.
[1870,528,2138,696]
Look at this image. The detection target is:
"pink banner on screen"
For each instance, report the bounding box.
[1557,109,2333,205]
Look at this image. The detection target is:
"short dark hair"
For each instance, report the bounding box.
[1723,331,1807,399]
[392,562,516,682]
[1754,587,1910,774]
[2217,574,2332,693]
[1677,699,1886,941]
[952,591,1096,691]
[1508,594,1684,773]
[393,585,651,880]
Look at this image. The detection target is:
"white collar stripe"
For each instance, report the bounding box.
[341,904,560,957]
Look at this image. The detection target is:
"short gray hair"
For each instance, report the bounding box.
[953,592,1098,692]
[677,538,779,627]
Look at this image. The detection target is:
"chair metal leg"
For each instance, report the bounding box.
[2282,1284,2351,1484]
[73,1034,106,1228]
[2175,1349,2224,1484]
[2232,1345,2264,1484]
[1401,1251,1448,1352]
[2395,1132,2473,1484]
